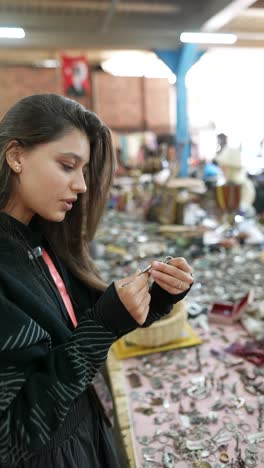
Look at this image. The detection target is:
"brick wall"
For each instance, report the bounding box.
[0,66,91,119]
[0,67,171,133]
[0,67,61,118]
[93,72,171,133]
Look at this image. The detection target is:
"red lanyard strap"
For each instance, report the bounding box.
[42,249,78,328]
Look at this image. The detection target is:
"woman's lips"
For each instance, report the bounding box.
[63,201,73,211]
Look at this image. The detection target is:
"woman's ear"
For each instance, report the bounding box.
[5,140,23,173]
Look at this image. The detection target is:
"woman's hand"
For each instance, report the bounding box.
[114,271,150,325]
[150,257,193,295]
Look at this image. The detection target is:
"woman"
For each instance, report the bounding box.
[0,94,193,468]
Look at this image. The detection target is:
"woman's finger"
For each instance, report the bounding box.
[116,270,149,290]
[172,257,192,273]
[151,269,190,291]
[151,263,193,286]
[152,258,192,275]
[152,277,184,295]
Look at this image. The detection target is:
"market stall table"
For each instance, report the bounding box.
[107,323,264,468]
[98,211,264,467]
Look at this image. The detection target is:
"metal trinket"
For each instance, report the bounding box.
[219,451,229,463]
[135,406,155,416]
[150,377,164,390]
[192,462,212,468]
[127,372,142,388]
[246,443,258,455]
[162,451,175,468]
[244,455,257,467]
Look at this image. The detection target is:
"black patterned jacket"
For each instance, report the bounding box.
[0,213,189,467]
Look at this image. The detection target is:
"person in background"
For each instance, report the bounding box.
[216,147,256,213]
[203,159,221,183]
[202,133,228,182]
[216,133,228,155]
[0,94,193,468]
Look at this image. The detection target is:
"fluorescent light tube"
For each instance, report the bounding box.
[180,32,237,44]
[0,28,25,39]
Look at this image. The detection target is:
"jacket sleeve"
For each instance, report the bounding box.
[141,281,192,328]
[0,282,138,467]
[67,268,191,330]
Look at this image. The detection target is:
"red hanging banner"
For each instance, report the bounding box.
[62,55,90,97]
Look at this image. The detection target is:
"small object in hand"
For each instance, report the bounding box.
[121,264,151,287]
[163,255,173,263]
[141,264,152,274]
[121,256,173,287]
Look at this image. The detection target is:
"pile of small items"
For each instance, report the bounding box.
[95,210,264,467]
[123,339,264,467]
[94,211,169,283]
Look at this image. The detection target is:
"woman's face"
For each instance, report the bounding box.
[5,128,90,224]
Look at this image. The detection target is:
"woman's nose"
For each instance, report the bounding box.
[71,171,87,194]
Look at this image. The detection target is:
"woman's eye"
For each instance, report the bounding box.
[61,163,74,172]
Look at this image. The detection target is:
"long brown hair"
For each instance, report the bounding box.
[0,94,116,291]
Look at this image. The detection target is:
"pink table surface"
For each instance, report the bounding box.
[121,324,263,467]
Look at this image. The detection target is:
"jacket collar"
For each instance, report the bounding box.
[0,212,43,248]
